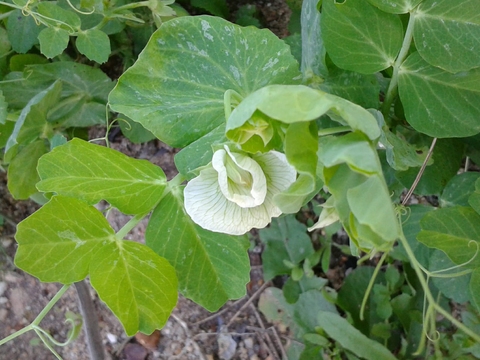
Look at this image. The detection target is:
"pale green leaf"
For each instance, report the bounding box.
[226,85,381,143]
[37,2,81,31]
[14,196,115,283]
[366,0,423,14]
[38,27,70,58]
[90,240,178,336]
[274,122,320,214]
[317,311,396,360]
[7,140,48,199]
[37,138,167,215]
[146,187,250,311]
[418,206,480,268]
[440,172,480,208]
[7,10,41,53]
[5,81,61,153]
[76,29,111,64]
[109,15,300,147]
[347,175,400,243]
[415,0,480,72]
[321,0,403,73]
[259,215,315,281]
[398,52,480,138]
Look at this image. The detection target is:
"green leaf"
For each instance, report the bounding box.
[118,116,156,144]
[145,187,250,311]
[259,215,315,281]
[317,311,396,360]
[440,172,480,208]
[320,68,380,109]
[174,125,227,178]
[429,250,472,304]
[294,290,338,332]
[76,29,111,64]
[0,62,114,127]
[470,268,480,312]
[380,126,429,171]
[398,52,480,138]
[283,276,328,304]
[5,80,61,154]
[37,2,81,31]
[366,0,423,14]
[37,138,167,215]
[321,0,403,73]
[7,140,48,199]
[414,0,480,72]
[301,0,327,80]
[226,85,381,145]
[38,27,70,58]
[14,196,114,283]
[274,121,320,214]
[372,284,393,319]
[337,267,385,337]
[0,91,7,125]
[395,138,464,195]
[418,206,480,268]
[109,15,300,147]
[0,121,15,148]
[469,178,480,216]
[191,0,228,17]
[7,10,41,53]
[90,240,178,336]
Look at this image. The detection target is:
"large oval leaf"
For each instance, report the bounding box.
[90,240,178,336]
[366,0,423,14]
[398,52,480,137]
[37,138,167,215]
[321,0,403,74]
[109,15,300,147]
[15,196,115,283]
[145,186,250,311]
[414,0,480,72]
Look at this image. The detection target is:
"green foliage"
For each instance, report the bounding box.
[3,0,480,358]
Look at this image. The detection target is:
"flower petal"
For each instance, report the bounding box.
[212,146,267,208]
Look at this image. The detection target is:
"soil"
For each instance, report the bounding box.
[0,1,314,359]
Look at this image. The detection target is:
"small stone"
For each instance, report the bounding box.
[4,273,19,283]
[106,333,118,344]
[217,333,237,360]
[124,343,148,360]
[0,297,7,305]
[1,239,12,248]
[0,308,7,321]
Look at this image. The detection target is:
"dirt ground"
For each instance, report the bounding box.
[0,2,302,359]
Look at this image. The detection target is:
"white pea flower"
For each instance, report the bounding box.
[184,145,297,235]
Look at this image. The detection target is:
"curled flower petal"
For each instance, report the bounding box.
[213,145,267,208]
[184,148,296,235]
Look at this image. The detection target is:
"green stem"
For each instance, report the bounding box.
[398,234,480,344]
[0,284,71,346]
[359,251,388,321]
[381,11,416,119]
[116,212,149,239]
[111,1,149,12]
[318,126,351,137]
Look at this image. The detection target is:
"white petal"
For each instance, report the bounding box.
[212,145,267,208]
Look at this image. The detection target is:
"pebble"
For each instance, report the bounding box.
[106,333,118,344]
[0,282,7,297]
[0,308,7,321]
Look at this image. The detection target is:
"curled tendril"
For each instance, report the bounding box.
[65,0,95,14]
[395,204,411,224]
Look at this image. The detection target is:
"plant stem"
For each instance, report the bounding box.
[75,281,105,360]
[0,284,71,346]
[398,233,480,343]
[116,211,149,239]
[359,251,388,321]
[381,11,416,119]
[317,126,351,136]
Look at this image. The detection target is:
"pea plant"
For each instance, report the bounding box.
[2,0,480,358]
